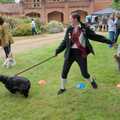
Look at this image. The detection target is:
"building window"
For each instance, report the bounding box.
[34,4,36,7]
[33,0,41,8]
[48,0,64,2]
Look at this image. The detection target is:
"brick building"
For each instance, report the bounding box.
[0,0,112,23]
[0,3,23,16]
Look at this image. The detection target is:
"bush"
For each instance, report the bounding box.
[47,21,64,33]
[5,17,47,36]
[2,16,65,36]
[34,18,46,34]
[3,16,18,29]
[12,23,32,36]
[3,16,31,30]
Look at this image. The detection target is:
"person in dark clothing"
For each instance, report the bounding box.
[31,19,37,35]
[55,13,114,95]
[3,42,11,58]
[115,14,120,43]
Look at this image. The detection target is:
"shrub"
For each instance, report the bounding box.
[11,18,47,36]
[34,18,46,33]
[12,23,32,36]
[47,21,64,33]
[2,16,62,36]
[3,16,18,29]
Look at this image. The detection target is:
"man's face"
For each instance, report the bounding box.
[69,15,77,25]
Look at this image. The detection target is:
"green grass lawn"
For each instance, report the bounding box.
[0,39,120,120]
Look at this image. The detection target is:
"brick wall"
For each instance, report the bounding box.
[94,0,112,11]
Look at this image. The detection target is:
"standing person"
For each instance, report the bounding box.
[31,19,37,35]
[94,16,99,31]
[86,15,92,27]
[102,16,108,32]
[0,17,15,67]
[108,14,116,48]
[115,13,120,43]
[55,13,114,95]
[98,20,102,32]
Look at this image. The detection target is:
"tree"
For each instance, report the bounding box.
[112,0,120,10]
[0,0,15,3]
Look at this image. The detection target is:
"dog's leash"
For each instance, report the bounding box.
[15,56,55,76]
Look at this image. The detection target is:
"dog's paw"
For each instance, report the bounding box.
[24,93,29,98]
[3,59,16,68]
[3,60,7,67]
[2,63,6,67]
[11,60,16,66]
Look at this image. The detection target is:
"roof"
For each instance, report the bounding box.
[0,3,22,14]
[92,8,115,15]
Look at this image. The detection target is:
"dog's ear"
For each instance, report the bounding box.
[0,75,8,83]
[0,75,4,79]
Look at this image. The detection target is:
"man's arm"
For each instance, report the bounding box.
[55,27,70,55]
[55,39,66,55]
[86,27,113,44]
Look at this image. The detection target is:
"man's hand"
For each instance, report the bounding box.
[54,51,58,57]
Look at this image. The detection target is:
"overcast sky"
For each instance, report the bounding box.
[15,0,20,3]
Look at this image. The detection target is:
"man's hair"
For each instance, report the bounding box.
[71,12,81,23]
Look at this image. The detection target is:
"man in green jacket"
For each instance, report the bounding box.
[55,13,114,95]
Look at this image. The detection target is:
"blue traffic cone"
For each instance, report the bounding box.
[76,83,86,89]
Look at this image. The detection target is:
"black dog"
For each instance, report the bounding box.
[0,75,31,97]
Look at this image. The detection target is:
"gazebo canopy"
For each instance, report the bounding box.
[92,8,115,16]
